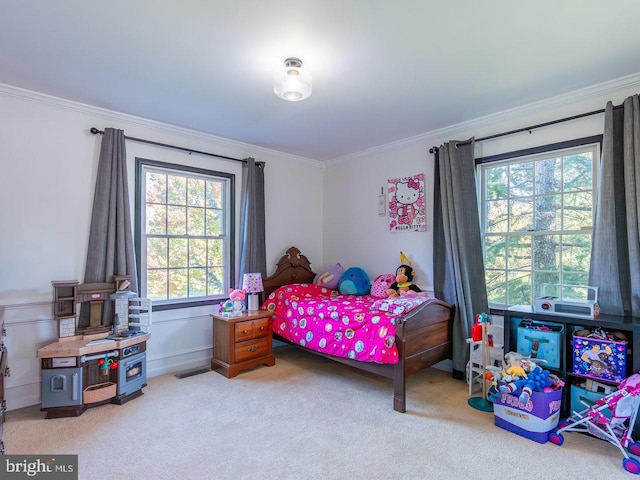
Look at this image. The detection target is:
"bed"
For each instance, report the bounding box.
[261,246,455,412]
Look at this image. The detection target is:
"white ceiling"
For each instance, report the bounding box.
[1,1,639,161]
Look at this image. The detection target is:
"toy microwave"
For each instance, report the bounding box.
[534,284,599,319]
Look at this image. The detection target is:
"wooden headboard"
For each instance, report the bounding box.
[261,246,316,301]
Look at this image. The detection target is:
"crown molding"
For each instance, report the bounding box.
[0,83,324,168]
[326,71,640,165]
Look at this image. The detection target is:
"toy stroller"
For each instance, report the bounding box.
[549,373,640,474]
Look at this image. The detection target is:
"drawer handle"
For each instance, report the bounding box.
[259,326,265,331]
[243,329,249,334]
[248,346,259,352]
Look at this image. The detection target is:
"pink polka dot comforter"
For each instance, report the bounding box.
[263,283,430,364]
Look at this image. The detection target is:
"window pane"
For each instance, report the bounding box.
[147,238,167,268]
[509,198,533,231]
[509,162,533,197]
[147,269,167,300]
[507,235,532,270]
[146,204,166,235]
[507,272,531,305]
[208,267,224,295]
[146,172,166,203]
[563,191,592,230]
[206,209,223,236]
[564,153,592,191]
[169,238,187,268]
[486,200,508,233]
[484,235,506,269]
[208,239,223,265]
[535,157,561,195]
[188,207,205,236]
[167,175,187,205]
[535,195,560,231]
[486,270,506,305]
[533,234,559,271]
[533,272,559,298]
[562,234,591,272]
[189,239,206,267]
[169,269,188,299]
[188,178,205,207]
[563,272,589,286]
[189,268,206,297]
[167,206,186,235]
[206,180,223,208]
[486,166,508,200]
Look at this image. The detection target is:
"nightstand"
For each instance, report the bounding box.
[210,310,275,378]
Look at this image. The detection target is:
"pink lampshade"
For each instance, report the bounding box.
[242,273,264,294]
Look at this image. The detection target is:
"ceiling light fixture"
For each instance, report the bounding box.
[273,57,312,102]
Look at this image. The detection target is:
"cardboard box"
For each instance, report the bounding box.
[572,335,628,383]
[517,321,563,368]
[493,388,562,443]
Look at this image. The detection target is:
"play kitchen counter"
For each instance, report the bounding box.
[37,333,150,418]
[37,332,150,358]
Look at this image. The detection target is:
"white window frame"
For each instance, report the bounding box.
[135,158,235,310]
[477,137,601,309]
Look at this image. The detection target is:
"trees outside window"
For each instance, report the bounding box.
[479,140,599,308]
[136,159,234,309]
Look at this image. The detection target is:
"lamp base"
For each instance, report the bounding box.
[247,294,260,311]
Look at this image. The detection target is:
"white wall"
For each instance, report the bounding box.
[0,85,324,410]
[3,73,639,411]
[322,73,640,293]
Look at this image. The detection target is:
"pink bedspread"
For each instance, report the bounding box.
[263,283,430,364]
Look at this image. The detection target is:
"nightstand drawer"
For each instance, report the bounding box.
[253,318,270,338]
[235,338,270,363]
[234,318,270,342]
[211,310,275,378]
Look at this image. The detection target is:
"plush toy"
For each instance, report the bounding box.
[313,263,344,290]
[502,351,527,380]
[497,352,564,404]
[387,252,422,297]
[228,288,246,313]
[338,267,371,295]
[219,299,234,315]
[370,273,396,298]
[499,365,554,404]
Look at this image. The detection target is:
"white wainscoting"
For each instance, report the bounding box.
[1,301,216,411]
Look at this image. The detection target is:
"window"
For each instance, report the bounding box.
[478,137,600,308]
[136,158,235,309]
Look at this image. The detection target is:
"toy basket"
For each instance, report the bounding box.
[83,382,116,404]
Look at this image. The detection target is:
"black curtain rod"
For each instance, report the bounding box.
[90,127,248,164]
[428,107,613,154]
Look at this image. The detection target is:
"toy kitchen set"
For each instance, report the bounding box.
[37,276,151,418]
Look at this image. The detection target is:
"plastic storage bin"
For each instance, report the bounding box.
[493,387,563,443]
[517,320,563,368]
[572,334,628,383]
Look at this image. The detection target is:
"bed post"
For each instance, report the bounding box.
[393,322,406,412]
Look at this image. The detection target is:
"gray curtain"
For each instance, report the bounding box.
[433,139,488,376]
[238,158,266,282]
[589,94,640,316]
[84,128,138,293]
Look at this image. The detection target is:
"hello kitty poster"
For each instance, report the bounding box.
[388,173,426,233]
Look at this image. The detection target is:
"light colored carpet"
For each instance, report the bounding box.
[5,346,631,480]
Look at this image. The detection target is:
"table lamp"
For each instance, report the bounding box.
[242,273,264,311]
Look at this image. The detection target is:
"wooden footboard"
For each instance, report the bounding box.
[263,246,454,412]
[393,298,454,412]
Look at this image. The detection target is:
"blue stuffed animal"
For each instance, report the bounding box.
[337,267,371,295]
[499,365,553,404]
